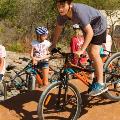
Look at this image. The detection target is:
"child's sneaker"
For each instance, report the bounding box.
[88,82,108,96]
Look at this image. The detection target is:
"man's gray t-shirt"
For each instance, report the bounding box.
[57,3,107,36]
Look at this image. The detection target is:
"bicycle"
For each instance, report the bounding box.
[103,51,120,100]
[1,55,62,100]
[37,48,120,120]
[0,59,36,100]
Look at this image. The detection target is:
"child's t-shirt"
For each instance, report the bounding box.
[70,36,88,65]
[31,40,51,61]
[70,36,84,53]
[0,45,6,75]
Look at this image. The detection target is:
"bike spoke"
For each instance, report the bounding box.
[41,84,79,119]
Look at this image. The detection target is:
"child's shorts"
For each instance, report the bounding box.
[37,60,49,69]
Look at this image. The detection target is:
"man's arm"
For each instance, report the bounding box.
[74,24,93,56]
[50,23,63,50]
[81,24,94,51]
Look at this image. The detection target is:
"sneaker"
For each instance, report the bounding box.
[88,82,108,96]
[88,78,97,93]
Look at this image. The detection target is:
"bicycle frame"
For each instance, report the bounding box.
[54,48,120,98]
[62,64,92,87]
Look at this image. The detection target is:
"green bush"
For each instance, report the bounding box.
[7,42,25,52]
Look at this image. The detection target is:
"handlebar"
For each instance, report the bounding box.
[51,47,74,61]
[6,64,16,71]
[19,57,30,62]
[51,47,86,59]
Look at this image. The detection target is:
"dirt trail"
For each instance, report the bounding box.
[0,51,120,120]
[0,79,120,120]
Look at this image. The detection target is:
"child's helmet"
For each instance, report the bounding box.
[35,27,48,35]
[73,24,80,29]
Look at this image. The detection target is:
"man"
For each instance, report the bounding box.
[51,0,107,96]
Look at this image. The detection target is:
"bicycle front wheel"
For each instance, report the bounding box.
[37,81,82,120]
[27,74,36,91]
[104,52,120,101]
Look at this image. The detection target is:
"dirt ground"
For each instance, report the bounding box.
[0,79,120,120]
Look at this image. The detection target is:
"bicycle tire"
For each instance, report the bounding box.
[104,52,120,101]
[3,81,7,100]
[12,71,28,90]
[0,82,4,100]
[27,74,36,90]
[0,82,4,93]
[4,70,31,99]
[38,81,82,120]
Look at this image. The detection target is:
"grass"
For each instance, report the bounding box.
[7,42,25,52]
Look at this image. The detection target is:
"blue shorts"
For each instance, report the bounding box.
[37,61,49,69]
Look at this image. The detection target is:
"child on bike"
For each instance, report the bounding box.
[51,0,108,96]
[70,24,88,66]
[0,45,6,81]
[100,25,112,62]
[31,26,51,86]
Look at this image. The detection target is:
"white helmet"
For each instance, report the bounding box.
[73,24,80,29]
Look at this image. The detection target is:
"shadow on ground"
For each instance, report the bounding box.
[0,90,42,120]
[0,90,117,120]
[79,91,117,118]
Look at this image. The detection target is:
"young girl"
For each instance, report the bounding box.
[31,26,51,86]
[100,26,112,62]
[70,24,88,66]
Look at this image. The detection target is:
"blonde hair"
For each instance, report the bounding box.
[75,29,83,36]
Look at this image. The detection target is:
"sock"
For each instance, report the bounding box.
[99,82,104,85]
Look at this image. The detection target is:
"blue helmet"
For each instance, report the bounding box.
[35,26,48,35]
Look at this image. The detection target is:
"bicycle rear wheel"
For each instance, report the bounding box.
[38,81,82,120]
[104,52,120,101]
[0,82,5,101]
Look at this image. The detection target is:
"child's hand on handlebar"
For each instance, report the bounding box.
[74,50,84,58]
[32,54,51,62]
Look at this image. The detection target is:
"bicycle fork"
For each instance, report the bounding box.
[56,73,69,111]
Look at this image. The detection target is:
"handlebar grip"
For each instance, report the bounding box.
[19,57,30,62]
[80,54,87,58]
